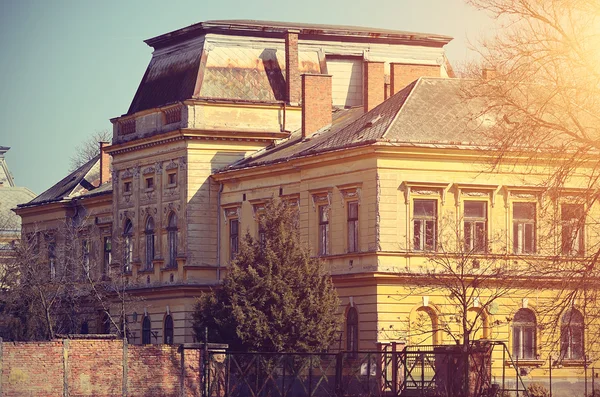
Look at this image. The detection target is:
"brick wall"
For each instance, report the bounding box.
[301,74,332,138]
[390,63,440,95]
[363,61,385,112]
[0,338,210,397]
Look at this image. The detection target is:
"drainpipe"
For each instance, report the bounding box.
[216,182,224,281]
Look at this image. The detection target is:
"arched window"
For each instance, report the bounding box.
[167,212,178,268]
[561,308,584,360]
[123,219,134,273]
[99,312,111,334]
[467,308,489,341]
[142,315,152,344]
[512,309,536,359]
[145,217,155,270]
[346,307,359,353]
[413,307,439,345]
[164,315,174,345]
[80,321,89,335]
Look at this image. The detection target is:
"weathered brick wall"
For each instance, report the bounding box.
[0,339,207,397]
[2,341,64,397]
[67,339,123,396]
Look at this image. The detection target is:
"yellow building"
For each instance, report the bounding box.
[14,20,594,395]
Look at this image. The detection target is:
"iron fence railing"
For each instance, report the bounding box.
[200,341,529,397]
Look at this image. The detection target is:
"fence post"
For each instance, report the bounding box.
[122,338,128,396]
[180,345,185,397]
[63,339,69,397]
[335,352,343,397]
[392,342,398,396]
[592,367,595,397]
[421,352,425,397]
[203,327,209,397]
[549,354,552,397]
[0,337,3,397]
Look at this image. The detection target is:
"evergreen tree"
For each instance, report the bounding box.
[193,199,340,352]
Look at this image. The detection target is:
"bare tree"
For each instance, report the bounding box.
[462,0,600,359]
[69,130,111,172]
[0,212,133,341]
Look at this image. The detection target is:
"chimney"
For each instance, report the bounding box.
[99,141,111,185]
[302,74,332,139]
[482,67,497,80]
[363,61,385,112]
[390,63,441,95]
[285,30,301,105]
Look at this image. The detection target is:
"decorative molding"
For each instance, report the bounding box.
[401,181,450,205]
[120,119,136,135]
[338,185,362,207]
[453,183,500,207]
[310,189,332,210]
[163,105,183,125]
[121,169,133,179]
[166,160,178,171]
[133,167,140,178]
[142,166,155,175]
[179,156,187,170]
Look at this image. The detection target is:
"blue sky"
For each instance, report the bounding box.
[0,0,492,195]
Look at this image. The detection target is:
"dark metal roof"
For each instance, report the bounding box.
[221,78,488,172]
[145,20,453,49]
[19,155,103,208]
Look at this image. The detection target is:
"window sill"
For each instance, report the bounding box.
[506,359,545,368]
[556,360,590,368]
[144,188,154,193]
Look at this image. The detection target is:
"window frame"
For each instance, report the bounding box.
[229,218,239,260]
[142,315,152,345]
[123,180,133,195]
[561,203,585,256]
[346,307,359,355]
[347,200,359,253]
[463,200,488,253]
[512,201,537,255]
[103,236,112,276]
[318,204,330,256]
[167,212,178,268]
[123,218,134,273]
[145,217,155,270]
[145,176,154,191]
[164,315,174,345]
[512,308,537,360]
[81,238,90,279]
[413,199,438,252]
[561,308,584,361]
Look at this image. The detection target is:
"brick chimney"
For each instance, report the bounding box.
[99,141,111,185]
[363,61,385,112]
[286,30,301,105]
[482,67,497,80]
[390,63,440,95]
[302,74,332,139]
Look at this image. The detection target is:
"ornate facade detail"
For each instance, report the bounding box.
[120,119,136,135]
[338,185,361,207]
[143,166,155,175]
[155,162,163,173]
[178,156,187,170]
[166,160,178,170]
[121,169,133,179]
[163,105,183,125]
[133,166,140,177]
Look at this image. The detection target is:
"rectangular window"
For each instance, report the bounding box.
[513,202,536,254]
[413,199,437,251]
[124,181,132,193]
[318,205,329,255]
[145,177,154,190]
[81,239,90,279]
[48,241,56,280]
[464,201,487,253]
[103,237,112,275]
[561,204,584,256]
[230,219,239,260]
[347,201,359,253]
[167,172,177,186]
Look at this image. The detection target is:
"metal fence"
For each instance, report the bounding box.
[201,342,528,397]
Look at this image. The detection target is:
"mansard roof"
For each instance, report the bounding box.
[18,155,111,208]
[126,20,452,115]
[220,77,487,172]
